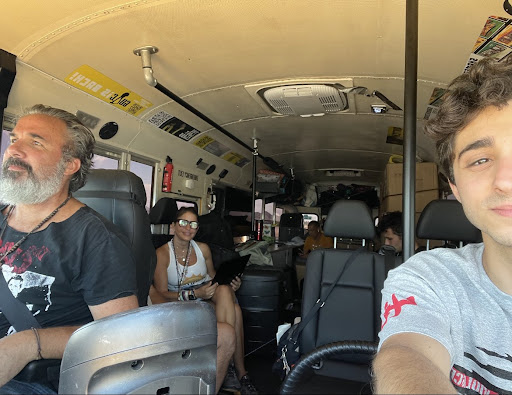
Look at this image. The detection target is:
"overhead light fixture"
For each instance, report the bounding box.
[371,105,387,114]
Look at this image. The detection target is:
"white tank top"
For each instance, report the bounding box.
[167,239,211,291]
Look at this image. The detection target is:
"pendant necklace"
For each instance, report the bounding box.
[172,238,191,292]
[0,194,72,266]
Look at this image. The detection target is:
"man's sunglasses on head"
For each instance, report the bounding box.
[177,219,199,229]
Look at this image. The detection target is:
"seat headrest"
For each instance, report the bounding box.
[416,200,482,243]
[74,169,146,207]
[149,198,178,225]
[323,200,375,239]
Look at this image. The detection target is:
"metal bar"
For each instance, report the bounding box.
[251,139,258,235]
[155,83,257,156]
[402,0,419,260]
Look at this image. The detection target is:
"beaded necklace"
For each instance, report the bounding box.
[171,238,192,292]
[0,194,72,266]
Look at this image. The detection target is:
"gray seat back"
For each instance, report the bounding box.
[300,200,398,382]
[417,199,482,248]
[59,302,217,394]
[74,169,156,307]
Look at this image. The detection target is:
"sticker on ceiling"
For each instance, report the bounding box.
[147,110,200,141]
[65,65,152,116]
[463,15,512,73]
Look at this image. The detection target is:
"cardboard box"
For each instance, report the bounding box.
[381,190,439,214]
[382,162,438,197]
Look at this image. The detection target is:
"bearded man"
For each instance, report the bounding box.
[0,105,138,394]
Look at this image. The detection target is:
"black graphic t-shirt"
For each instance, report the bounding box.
[0,206,137,337]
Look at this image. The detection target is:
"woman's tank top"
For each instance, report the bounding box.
[167,239,211,291]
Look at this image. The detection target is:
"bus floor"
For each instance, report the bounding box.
[218,346,372,394]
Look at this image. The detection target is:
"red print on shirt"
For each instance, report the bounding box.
[381,294,417,329]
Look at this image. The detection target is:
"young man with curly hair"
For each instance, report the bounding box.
[373,56,512,394]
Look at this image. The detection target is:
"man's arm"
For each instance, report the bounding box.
[373,332,456,394]
[0,294,138,387]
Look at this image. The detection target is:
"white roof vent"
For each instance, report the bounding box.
[262,84,348,117]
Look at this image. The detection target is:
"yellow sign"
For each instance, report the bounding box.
[65,65,152,116]
[194,135,215,149]
[223,152,250,167]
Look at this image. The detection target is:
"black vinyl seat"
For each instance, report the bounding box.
[416,199,482,248]
[62,172,217,394]
[148,197,178,249]
[74,169,156,307]
[300,200,399,382]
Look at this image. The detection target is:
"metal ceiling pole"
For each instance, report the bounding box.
[402,0,419,260]
[133,46,288,175]
[251,138,259,236]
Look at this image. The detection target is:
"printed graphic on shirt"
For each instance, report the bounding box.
[450,347,512,394]
[381,293,417,329]
[1,243,55,335]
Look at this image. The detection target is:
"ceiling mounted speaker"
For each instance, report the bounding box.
[99,122,118,139]
[262,84,348,117]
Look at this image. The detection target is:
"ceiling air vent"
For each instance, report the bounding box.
[262,84,348,117]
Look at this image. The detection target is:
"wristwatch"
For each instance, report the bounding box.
[188,290,197,300]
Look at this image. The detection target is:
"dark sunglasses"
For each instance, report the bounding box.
[177,219,199,229]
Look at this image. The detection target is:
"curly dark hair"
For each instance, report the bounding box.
[424,55,512,183]
[377,211,402,238]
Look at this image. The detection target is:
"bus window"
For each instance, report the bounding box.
[0,129,11,176]
[92,154,119,170]
[302,213,319,231]
[129,160,154,213]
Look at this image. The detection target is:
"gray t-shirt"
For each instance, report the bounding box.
[378,243,512,394]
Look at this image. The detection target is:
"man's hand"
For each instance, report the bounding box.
[195,281,218,300]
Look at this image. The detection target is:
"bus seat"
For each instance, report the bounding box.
[300,200,397,383]
[74,169,156,307]
[59,301,217,394]
[149,197,178,249]
[416,199,482,249]
[279,213,304,242]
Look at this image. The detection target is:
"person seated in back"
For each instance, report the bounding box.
[0,105,139,394]
[377,211,423,255]
[150,207,257,394]
[300,220,334,258]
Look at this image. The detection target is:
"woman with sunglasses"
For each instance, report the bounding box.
[150,207,258,394]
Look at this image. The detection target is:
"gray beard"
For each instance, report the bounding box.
[0,160,67,205]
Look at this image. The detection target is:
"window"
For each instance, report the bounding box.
[175,199,197,210]
[92,154,119,170]
[0,129,11,176]
[302,213,319,230]
[129,160,154,213]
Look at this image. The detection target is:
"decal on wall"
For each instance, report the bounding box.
[147,110,200,141]
[66,65,152,116]
[423,87,447,121]
[426,16,512,121]
[194,136,230,157]
[222,152,250,168]
[463,16,512,74]
[386,127,403,146]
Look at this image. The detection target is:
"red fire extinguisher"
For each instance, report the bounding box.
[162,156,173,192]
